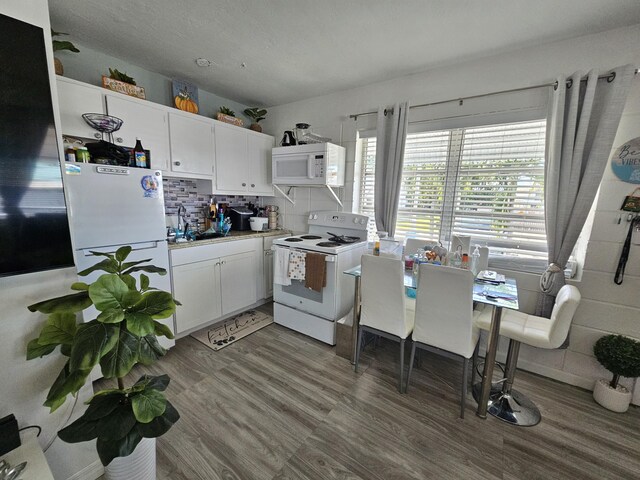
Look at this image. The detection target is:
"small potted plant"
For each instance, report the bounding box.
[215,106,243,127]
[26,246,179,479]
[593,334,640,413]
[244,107,268,132]
[102,68,146,99]
[52,30,79,76]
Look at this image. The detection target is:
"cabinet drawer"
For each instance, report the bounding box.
[170,238,260,266]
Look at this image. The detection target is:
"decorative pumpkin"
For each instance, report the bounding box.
[425,250,437,261]
[175,89,199,114]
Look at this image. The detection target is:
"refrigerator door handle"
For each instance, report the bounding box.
[79,241,162,256]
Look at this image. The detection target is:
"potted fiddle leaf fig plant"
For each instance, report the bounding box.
[244,107,268,132]
[26,246,180,479]
[592,334,640,413]
[51,29,79,76]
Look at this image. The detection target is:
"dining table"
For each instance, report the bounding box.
[343,264,519,419]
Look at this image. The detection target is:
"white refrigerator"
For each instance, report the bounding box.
[62,163,175,350]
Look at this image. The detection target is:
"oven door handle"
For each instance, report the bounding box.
[270,246,336,262]
[324,255,336,263]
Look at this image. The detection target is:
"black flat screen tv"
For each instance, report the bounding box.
[0,14,74,276]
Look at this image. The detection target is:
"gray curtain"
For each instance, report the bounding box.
[536,64,636,316]
[374,102,409,237]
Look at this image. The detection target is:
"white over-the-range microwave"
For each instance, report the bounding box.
[272,142,345,186]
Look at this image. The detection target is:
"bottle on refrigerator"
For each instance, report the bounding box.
[133,138,147,168]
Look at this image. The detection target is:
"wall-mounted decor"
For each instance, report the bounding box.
[172,79,199,114]
[102,76,146,99]
[611,137,640,183]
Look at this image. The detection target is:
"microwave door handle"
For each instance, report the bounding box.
[308,154,315,179]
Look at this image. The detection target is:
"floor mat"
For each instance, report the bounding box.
[191,310,273,351]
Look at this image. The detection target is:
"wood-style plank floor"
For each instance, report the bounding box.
[101,305,640,479]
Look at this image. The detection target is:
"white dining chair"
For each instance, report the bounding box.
[355,254,415,393]
[404,238,431,256]
[474,284,581,425]
[406,264,480,418]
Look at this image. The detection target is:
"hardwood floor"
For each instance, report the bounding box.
[101,308,640,479]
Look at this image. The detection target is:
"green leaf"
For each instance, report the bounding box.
[96,428,142,466]
[60,343,72,357]
[58,416,101,443]
[77,258,119,277]
[153,321,175,340]
[125,312,155,337]
[137,400,179,438]
[133,374,169,392]
[70,282,90,291]
[97,308,125,324]
[99,329,138,379]
[39,312,77,345]
[44,362,91,412]
[115,246,132,262]
[52,39,79,53]
[130,291,175,319]
[131,388,166,423]
[26,338,56,360]
[89,274,129,312]
[120,259,151,271]
[122,290,143,308]
[88,251,115,259]
[28,291,91,313]
[120,274,137,290]
[140,274,150,291]
[69,320,119,371]
[138,335,166,365]
[96,404,137,441]
[121,265,167,276]
[83,392,125,421]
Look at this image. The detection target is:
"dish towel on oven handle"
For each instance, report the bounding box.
[305,252,327,292]
[288,250,306,281]
[273,247,292,286]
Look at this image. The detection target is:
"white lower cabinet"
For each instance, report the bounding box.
[170,238,262,335]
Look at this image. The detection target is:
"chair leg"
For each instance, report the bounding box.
[461,357,469,419]
[354,327,364,373]
[406,342,417,393]
[399,339,406,393]
[471,341,480,386]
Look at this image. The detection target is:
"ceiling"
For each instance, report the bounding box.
[49,0,640,107]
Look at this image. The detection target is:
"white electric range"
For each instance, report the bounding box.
[272,211,369,345]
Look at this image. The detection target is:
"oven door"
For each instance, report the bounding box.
[272,151,326,185]
[273,253,338,319]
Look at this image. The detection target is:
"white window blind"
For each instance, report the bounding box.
[358,119,548,271]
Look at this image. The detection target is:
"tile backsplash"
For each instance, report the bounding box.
[163,177,261,230]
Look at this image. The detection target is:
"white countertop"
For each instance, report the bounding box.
[168,229,291,250]
[0,436,54,480]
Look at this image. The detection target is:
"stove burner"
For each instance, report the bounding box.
[300,235,322,240]
[284,237,303,242]
[317,241,341,247]
[327,234,361,244]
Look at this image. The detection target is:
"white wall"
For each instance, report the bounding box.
[262,23,640,403]
[0,1,102,478]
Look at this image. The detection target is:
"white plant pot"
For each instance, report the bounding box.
[593,378,632,413]
[104,437,156,480]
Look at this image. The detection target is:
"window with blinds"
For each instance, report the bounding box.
[358,119,547,270]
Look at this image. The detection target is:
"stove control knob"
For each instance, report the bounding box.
[353,218,359,224]
[313,214,318,219]
[360,218,366,225]
[308,214,313,219]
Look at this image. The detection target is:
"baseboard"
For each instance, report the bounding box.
[66,459,103,480]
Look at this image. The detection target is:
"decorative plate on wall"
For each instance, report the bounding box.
[172,79,199,114]
[611,137,640,183]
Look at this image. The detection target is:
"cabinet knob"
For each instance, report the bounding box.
[221,261,226,265]
[115,137,123,143]
[174,161,181,166]
[94,133,101,139]
[215,262,220,266]
[251,184,255,188]
[242,183,247,187]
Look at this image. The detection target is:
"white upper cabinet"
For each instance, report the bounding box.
[247,132,274,195]
[168,112,215,176]
[104,94,171,171]
[56,77,105,139]
[215,123,274,195]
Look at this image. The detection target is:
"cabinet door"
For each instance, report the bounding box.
[220,252,258,315]
[172,259,222,334]
[168,112,215,176]
[57,79,105,139]
[215,123,248,192]
[105,94,170,171]
[247,133,274,195]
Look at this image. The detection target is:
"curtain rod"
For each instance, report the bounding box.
[348,68,639,120]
